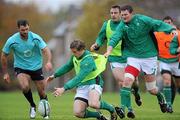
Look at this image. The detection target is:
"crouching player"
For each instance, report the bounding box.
[47,40,117,120]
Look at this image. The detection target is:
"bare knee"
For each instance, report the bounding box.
[21,85,30,92]
[123,77,134,88]
[88,101,99,109]
[162,74,171,86]
[73,110,84,118]
[148,88,158,95]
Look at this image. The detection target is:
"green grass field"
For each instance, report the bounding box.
[0,91,180,120]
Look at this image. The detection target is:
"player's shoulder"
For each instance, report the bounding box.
[7,32,19,43]
[29,31,43,40]
[102,19,110,25]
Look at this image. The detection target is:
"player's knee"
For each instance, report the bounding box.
[118,81,123,88]
[73,110,84,118]
[38,90,46,96]
[146,81,158,95]
[123,73,135,87]
[163,80,171,86]
[163,78,171,86]
[162,74,171,86]
[21,85,30,92]
[125,65,139,78]
[88,101,99,109]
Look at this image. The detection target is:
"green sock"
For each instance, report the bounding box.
[121,87,132,110]
[156,91,165,103]
[84,109,100,118]
[119,89,121,107]
[100,101,115,113]
[163,86,172,106]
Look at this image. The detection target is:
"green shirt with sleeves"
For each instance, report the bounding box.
[109,14,175,58]
[96,19,126,63]
[54,50,104,91]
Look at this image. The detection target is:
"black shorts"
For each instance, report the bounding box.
[14,68,44,81]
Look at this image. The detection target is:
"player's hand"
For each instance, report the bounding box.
[46,75,54,84]
[53,87,65,97]
[177,47,180,53]
[171,30,178,36]
[90,43,100,51]
[3,73,11,84]
[104,46,113,58]
[104,51,110,58]
[45,62,53,72]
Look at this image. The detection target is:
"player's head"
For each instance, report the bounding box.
[70,40,86,58]
[17,19,29,39]
[163,16,174,25]
[120,5,133,23]
[110,5,121,22]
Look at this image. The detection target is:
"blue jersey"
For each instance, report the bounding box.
[2,31,47,71]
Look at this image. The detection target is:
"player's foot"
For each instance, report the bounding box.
[110,111,117,120]
[166,106,173,113]
[115,107,125,119]
[158,97,167,113]
[43,115,49,119]
[97,112,107,120]
[132,89,142,106]
[127,109,135,118]
[30,107,36,119]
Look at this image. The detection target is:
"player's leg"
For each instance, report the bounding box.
[88,84,116,120]
[34,80,47,100]
[116,58,141,119]
[15,68,36,119]
[132,78,142,106]
[118,65,139,119]
[171,76,176,105]
[144,74,167,113]
[141,57,167,113]
[74,85,107,120]
[73,99,88,118]
[159,62,174,113]
[175,78,180,94]
[161,71,173,113]
[111,62,142,107]
[33,69,49,119]
[32,69,47,100]
[171,62,180,106]
[110,62,125,88]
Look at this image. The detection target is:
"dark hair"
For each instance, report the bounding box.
[120,5,133,13]
[17,19,29,28]
[70,40,85,51]
[111,5,121,12]
[163,16,173,22]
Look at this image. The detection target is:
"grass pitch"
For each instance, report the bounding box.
[0,91,180,120]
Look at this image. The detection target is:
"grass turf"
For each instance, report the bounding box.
[0,91,180,120]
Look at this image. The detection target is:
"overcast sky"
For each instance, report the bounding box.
[5,0,85,13]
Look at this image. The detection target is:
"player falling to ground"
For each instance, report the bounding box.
[104,5,176,119]
[47,40,117,120]
[1,19,52,119]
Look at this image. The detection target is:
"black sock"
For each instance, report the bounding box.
[132,81,139,94]
[40,95,48,100]
[23,90,36,107]
[171,77,176,104]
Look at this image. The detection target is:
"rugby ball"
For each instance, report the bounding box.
[38,99,50,117]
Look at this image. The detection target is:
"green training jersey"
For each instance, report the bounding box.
[96,19,126,63]
[109,14,175,58]
[54,50,104,90]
